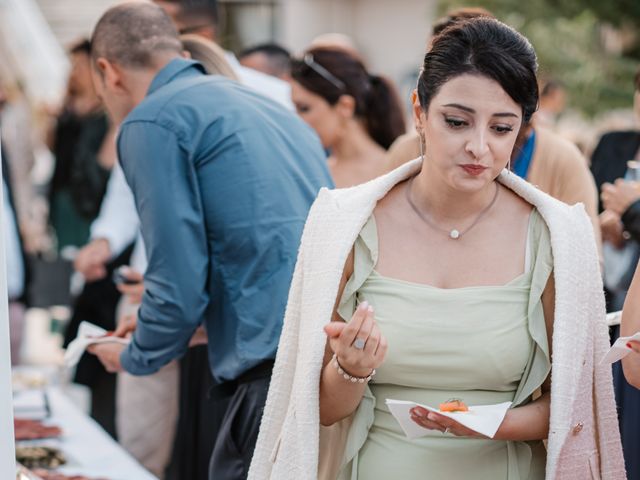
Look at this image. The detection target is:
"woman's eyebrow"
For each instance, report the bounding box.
[442,103,519,118]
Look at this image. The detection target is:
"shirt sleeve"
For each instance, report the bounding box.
[90,161,140,257]
[117,121,210,375]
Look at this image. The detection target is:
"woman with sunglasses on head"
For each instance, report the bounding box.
[250,17,624,480]
[290,48,405,187]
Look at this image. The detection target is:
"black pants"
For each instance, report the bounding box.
[208,363,272,480]
[166,345,217,480]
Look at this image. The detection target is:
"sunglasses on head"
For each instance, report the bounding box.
[300,53,346,91]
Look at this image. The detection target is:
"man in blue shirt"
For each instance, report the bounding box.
[88,3,332,477]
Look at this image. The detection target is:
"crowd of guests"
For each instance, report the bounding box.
[3,0,640,479]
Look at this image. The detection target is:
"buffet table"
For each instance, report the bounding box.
[13,387,157,480]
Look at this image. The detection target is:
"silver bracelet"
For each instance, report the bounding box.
[332,353,376,384]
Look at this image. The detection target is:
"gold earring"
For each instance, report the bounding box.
[419,134,425,161]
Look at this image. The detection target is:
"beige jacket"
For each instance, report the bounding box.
[249,159,625,480]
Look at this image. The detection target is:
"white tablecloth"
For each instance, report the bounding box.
[13,387,157,480]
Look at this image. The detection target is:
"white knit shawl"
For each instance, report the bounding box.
[249,158,625,480]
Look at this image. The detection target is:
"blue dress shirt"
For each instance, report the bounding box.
[118,58,333,382]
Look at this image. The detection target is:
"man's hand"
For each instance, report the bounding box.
[74,238,111,281]
[87,342,125,373]
[114,313,137,339]
[601,180,640,217]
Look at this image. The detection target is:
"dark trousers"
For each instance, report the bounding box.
[208,363,272,480]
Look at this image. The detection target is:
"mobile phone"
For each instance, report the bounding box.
[112,266,139,285]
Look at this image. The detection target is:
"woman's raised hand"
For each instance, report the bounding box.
[324,300,388,378]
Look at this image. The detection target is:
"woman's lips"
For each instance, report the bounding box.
[461,164,488,176]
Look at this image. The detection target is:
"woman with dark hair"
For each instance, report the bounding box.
[250,17,623,480]
[290,48,405,187]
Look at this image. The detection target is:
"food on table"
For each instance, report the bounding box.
[14,419,62,441]
[15,446,66,470]
[438,398,469,413]
[32,470,108,480]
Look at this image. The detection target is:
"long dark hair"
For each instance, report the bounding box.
[417,17,539,124]
[291,48,406,149]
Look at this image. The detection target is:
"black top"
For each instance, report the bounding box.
[590,130,640,212]
[49,109,110,219]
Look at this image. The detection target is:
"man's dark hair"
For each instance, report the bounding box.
[91,3,182,69]
[431,7,494,36]
[418,17,539,124]
[239,43,291,77]
[164,0,219,33]
[69,38,92,56]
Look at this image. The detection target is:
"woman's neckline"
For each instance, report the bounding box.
[368,209,536,291]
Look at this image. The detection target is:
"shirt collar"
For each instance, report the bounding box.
[147,58,207,96]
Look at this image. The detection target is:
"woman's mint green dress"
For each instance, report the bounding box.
[336,210,553,480]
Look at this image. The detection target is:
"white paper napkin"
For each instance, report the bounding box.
[385,398,512,439]
[601,331,640,365]
[64,321,130,368]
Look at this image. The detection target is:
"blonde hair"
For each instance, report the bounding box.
[180,34,239,81]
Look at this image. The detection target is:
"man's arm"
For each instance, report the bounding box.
[117,121,211,375]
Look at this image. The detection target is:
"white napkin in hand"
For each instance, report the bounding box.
[601,331,640,365]
[64,321,130,368]
[385,399,512,439]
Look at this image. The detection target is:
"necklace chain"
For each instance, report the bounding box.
[405,177,500,240]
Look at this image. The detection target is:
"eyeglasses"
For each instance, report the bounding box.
[302,53,346,91]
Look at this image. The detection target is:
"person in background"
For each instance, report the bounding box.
[109,36,241,480]
[239,43,291,80]
[47,39,116,251]
[595,65,640,480]
[0,84,31,364]
[0,143,28,365]
[290,47,405,187]
[49,39,120,438]
[534,78,566,129]
[593,69,640,311]
[86,5,332,480]
[72,19,288,480]
[0,81,38,251]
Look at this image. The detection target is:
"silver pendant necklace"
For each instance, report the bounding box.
[405,177,500,240]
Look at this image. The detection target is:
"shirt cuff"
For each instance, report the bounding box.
[120,343,160,376]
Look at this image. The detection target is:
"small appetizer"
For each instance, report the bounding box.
[439,398,469,413]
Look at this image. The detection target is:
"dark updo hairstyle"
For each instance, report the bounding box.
[418,17,539,124]
[291,47,406,149]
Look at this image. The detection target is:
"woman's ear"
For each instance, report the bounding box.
[335,94,356,119]
[412,89,425,132]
